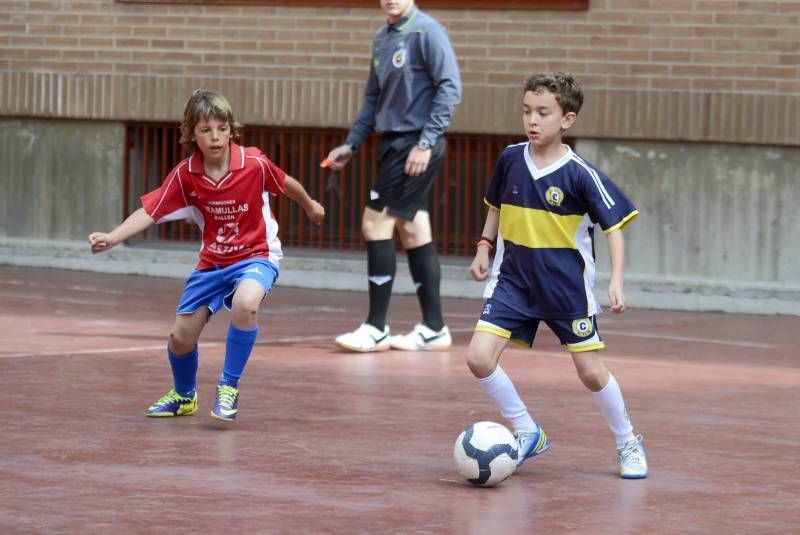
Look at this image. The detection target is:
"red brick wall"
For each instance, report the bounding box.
[1,0,798,145]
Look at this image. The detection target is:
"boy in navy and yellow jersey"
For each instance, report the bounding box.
[89,89,324,422]
[466,73,648,479]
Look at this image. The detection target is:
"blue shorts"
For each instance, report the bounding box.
[475,297,605,353]
[177,259,279,316]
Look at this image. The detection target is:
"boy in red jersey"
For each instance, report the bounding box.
[467,73,648,478]
[89,89,324,422]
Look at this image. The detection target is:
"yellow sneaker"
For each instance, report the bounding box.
[146,389,198,417]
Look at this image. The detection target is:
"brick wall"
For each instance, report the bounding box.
[1,0,798,145]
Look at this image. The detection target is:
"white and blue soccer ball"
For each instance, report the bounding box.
[453,421,518,487]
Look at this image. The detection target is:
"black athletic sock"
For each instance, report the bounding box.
[407,242,444,331]
[365,239,396,331]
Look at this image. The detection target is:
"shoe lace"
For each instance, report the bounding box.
[156,390,182,404]
[620,440,644,466]
[217,385,237,409]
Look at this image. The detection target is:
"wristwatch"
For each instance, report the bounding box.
[416,140,432,151]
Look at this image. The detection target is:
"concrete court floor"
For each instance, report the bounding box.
[0,266,798,534]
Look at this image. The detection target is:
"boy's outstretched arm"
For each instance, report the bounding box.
[468,206,500,281]
[88,208,155,254]
[606,229,626,313]
[283,175,325,225]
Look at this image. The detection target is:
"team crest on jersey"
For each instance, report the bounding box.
[209,223,246,254]
[392,47,407,68]
[216,223,239,244]
[545,186,565,207]
[572,318,593,337]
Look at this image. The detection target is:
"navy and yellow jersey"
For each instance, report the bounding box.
[483,142,639,319]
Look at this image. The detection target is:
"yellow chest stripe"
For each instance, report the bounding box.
[499,203,584,249]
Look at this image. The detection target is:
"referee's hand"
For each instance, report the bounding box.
[405,145,431,176]
[325,144,354,171]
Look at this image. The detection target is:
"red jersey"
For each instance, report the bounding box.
[141,143,286,270]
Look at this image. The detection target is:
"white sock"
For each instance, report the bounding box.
[592,373,636,448]
[478,365,538,435]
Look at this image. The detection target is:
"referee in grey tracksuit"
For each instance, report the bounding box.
[327,0,461,353]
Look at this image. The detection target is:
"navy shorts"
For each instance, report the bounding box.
[474,297,605,353]
[177,258,278,316]
[368,131,446,221]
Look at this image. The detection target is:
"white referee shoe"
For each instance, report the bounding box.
[618,435,648,479]
[335,323,390,352]
[388,324,452,351]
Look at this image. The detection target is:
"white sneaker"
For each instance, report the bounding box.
[388,324,452,351]
[618,435,648,479]
[335,323,390,352]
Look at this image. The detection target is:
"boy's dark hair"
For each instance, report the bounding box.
[179,88,243,152]
[523,73,584,115]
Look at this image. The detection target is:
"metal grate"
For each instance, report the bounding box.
[124,122,523,257]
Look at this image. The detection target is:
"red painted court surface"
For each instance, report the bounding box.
[1,266,798,534]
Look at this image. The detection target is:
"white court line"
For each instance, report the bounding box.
[1,279,149,296]
[0,292,119,307]
[600,329,773,349]
[448,326,774,350]
[4,338,792,382]
[1,323,773,360]
[1,344,180,359]
[500,346,799,376]
[4,280,772,349]
[0,291,347,313]
[0,334,336,359]
[262,306,346,315]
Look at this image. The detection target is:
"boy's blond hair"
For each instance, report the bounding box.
[179,89,243,152]
[523,73,584,116]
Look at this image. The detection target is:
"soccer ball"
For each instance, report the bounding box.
[453,421,518,487]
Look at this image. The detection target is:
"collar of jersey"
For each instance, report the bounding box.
[523,143,573,181]
[388,5,418,32]
[188,142,245,175]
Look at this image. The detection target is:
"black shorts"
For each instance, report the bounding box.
[368,131,446,221]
